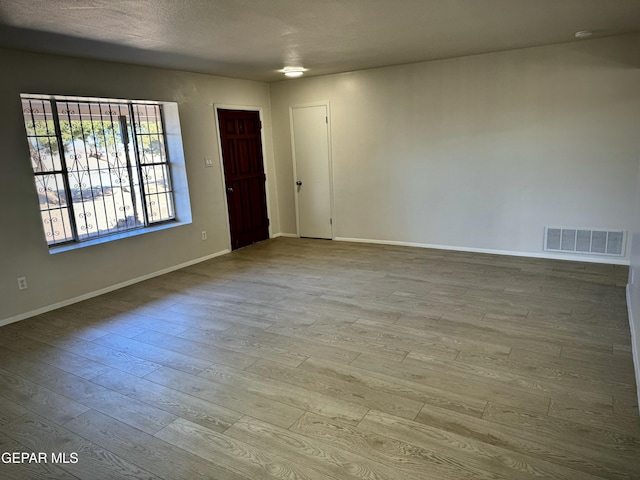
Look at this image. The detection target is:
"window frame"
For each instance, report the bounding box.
[21,94,185,250]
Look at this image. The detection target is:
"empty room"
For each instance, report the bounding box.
[0,1,639,478]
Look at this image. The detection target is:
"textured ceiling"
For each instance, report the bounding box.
[0,0,639,82]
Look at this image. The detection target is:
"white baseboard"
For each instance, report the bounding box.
[334,237,630,265]
[626,285,640,413]
[0,248,231,328]
[271,232,299,238]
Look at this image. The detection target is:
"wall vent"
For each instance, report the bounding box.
[544,227,626,256]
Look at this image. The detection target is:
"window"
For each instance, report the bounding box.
[21,95,178,247]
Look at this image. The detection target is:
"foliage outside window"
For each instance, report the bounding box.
[21,95,176,247]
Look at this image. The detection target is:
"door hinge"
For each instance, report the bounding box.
[267,218,270,226]
[325,116,328,124]
[259,121,263,130]
[330,218,332,225]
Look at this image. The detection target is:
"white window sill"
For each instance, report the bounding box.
[48,219,191,254]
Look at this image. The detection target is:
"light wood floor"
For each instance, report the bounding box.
[0,237,638,479]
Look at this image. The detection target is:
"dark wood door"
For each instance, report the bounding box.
[218,109,269,250]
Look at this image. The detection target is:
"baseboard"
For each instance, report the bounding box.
[271,232,299,238]
[334,237,630,265]
[0,248,231,328]
[626,285,640,413]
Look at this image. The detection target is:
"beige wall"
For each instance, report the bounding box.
[270,34,640,260]
[0,48,279,322]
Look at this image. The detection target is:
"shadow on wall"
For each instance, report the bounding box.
[576,33,640,69]
[0,25,231,86]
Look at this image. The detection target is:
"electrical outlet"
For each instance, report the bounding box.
[17,277,27,290]
[201,231,207,241]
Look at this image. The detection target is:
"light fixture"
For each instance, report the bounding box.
[574,30,593,39]
[281,66,307,78]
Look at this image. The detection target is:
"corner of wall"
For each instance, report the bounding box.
[626,284,640,413]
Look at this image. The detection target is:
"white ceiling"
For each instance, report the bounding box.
[0,0,639,82]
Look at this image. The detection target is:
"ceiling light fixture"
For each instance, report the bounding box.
[574,30,593,39]
[282,66,307,78]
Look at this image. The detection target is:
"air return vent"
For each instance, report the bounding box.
[544,227,625,256]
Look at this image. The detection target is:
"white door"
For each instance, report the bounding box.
[291,104,332,239]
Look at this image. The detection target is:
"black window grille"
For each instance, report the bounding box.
[21,95,176,246]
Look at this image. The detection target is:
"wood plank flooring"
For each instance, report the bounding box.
[0,237,638,479]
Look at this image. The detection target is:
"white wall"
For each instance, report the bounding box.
[270,34,640,261]
[0,48,279,323]
[627,158,640,409]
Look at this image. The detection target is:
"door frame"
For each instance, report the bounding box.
[214,104,273,250]
[289,101,335,239]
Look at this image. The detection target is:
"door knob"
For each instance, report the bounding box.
[296,181,302,186]
[227,187,234,193]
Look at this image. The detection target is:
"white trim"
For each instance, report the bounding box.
[0,248,230,328]
[271,232,299,238]
[327,103,335,238]
[213,104,274,249]
[289,108,300,237]
[334,236,630,265]
[49,219,191,254]
[626,284,640,415]
[289,101,334,239]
